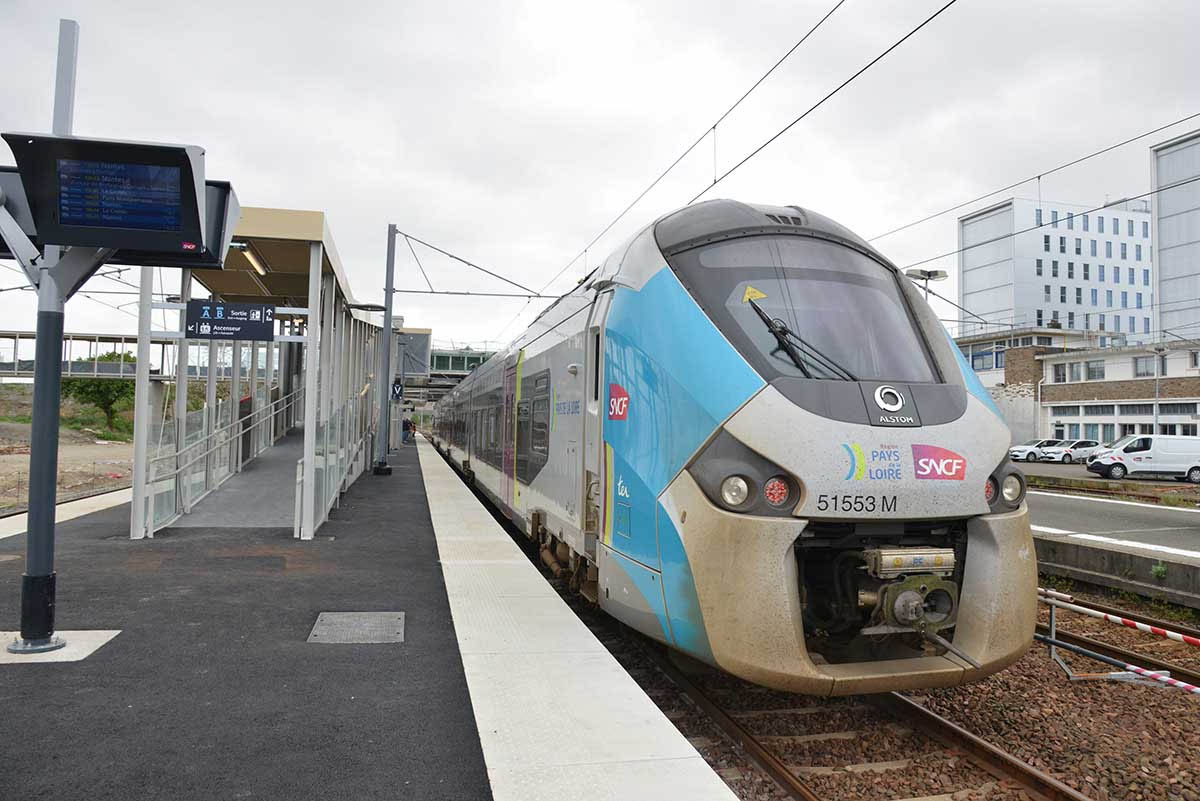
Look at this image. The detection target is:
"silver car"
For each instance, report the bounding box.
[1039,439,1100,464]
[1009,438,1061,462]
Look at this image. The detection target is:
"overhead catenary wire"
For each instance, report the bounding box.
[536,0,849,295]
[868,110,1200,243]
[398,230,539,295]
[393,289,551,299]
[403,235,435,292]
[687,0,962,206]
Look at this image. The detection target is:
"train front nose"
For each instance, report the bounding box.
[668,387,1037,695]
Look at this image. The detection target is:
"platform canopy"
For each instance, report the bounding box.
[191,207,360,311]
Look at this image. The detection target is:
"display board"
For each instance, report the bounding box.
[185,300,275,341]
[2,132,206,253]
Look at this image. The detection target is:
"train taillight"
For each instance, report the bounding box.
[763,476,790,507]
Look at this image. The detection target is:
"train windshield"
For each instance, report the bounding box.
[670,235,937,383]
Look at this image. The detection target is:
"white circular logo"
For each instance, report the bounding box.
[874,385,904,412]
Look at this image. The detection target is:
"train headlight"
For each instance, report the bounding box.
[720,476,750,507]
[986,459,1026,512]
[687,431,800,516]
[1001,473,1024,504]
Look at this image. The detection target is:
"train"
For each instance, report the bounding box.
[430,199,1037,695]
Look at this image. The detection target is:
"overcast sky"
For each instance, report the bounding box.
[3,0,1199,348]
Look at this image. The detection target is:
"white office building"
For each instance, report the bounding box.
[1152,129,1200,340]
[958,196,1153,343]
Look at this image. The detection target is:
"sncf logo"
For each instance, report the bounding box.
[608,383,629,420]
[911,444,967,481]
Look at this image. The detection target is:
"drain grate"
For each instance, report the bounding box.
[307,612,405,644]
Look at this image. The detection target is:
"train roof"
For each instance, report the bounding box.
[653,199,891,267]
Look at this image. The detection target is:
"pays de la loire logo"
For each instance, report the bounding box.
[911,444,967,481]
[608,383,629,420]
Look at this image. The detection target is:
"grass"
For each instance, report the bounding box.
[0,408,134,442]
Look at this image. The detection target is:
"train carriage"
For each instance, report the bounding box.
[432,199,1037,696]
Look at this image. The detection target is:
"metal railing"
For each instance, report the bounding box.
[143,388,304,531]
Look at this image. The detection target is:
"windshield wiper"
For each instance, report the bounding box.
[748,299,857,381]
[748,298,811,378]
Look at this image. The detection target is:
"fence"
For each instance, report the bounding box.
[140,387,303,533]
[0,458,133,516]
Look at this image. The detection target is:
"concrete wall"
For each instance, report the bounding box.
[991,382,1037,443]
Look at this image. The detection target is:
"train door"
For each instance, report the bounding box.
[503,362,517,507]
[581,290,612,554]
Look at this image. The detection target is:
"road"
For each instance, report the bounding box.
[1027,489,1200,563]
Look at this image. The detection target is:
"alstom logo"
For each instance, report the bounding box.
[911,444,967,481]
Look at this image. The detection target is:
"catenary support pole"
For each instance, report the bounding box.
[373,224,396,475]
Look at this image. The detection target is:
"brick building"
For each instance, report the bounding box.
[1001,342,1200,442]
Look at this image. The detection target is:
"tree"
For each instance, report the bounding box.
[60,351,136,430]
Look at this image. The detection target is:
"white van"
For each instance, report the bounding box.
[1087,435,1200,482]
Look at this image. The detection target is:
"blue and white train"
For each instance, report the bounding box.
[432,200,1036,695]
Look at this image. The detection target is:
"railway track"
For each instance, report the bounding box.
[1037,591,1200,687]
[644,644,1094,801]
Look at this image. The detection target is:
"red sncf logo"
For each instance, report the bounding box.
[911,444,966,480]
[608,383,629,420]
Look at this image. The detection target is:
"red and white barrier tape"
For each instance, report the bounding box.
[1040,596,1200,649]
[1123,662,1200,695]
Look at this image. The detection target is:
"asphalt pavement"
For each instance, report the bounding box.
[1027,489,1200,562]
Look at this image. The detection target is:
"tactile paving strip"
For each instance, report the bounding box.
[307,612,405,643]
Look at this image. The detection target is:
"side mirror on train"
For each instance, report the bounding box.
[566,363,580,376]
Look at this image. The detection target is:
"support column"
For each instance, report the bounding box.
[205,331,217,491]
[249,340,259,458]
[12,264,68,651]
[231,340,242,472]
[301,242,323,540]
[175,269,191,512]
[130,266,154,540]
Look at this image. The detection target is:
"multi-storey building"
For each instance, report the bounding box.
[958,197,1154,343]
[992,343,1200,444]
[1152,128,1200,340]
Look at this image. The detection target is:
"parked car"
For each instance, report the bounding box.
[1009,438,1061,462]
[1087,435,1200,482]
[1039,439,1101,464]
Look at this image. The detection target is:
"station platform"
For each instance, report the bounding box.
[0,436,735,799]
[1028,489,1200,608]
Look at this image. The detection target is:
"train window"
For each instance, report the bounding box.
[671,235,937,384]
[535,375,549,391]
[532,398,549,454]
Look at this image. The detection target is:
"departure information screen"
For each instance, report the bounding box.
[57,159,182,231]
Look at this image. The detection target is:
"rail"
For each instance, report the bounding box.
[1035,587,1200,688]
[640,642,1092,801]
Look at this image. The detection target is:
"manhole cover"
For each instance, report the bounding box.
[307,612,405,644]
